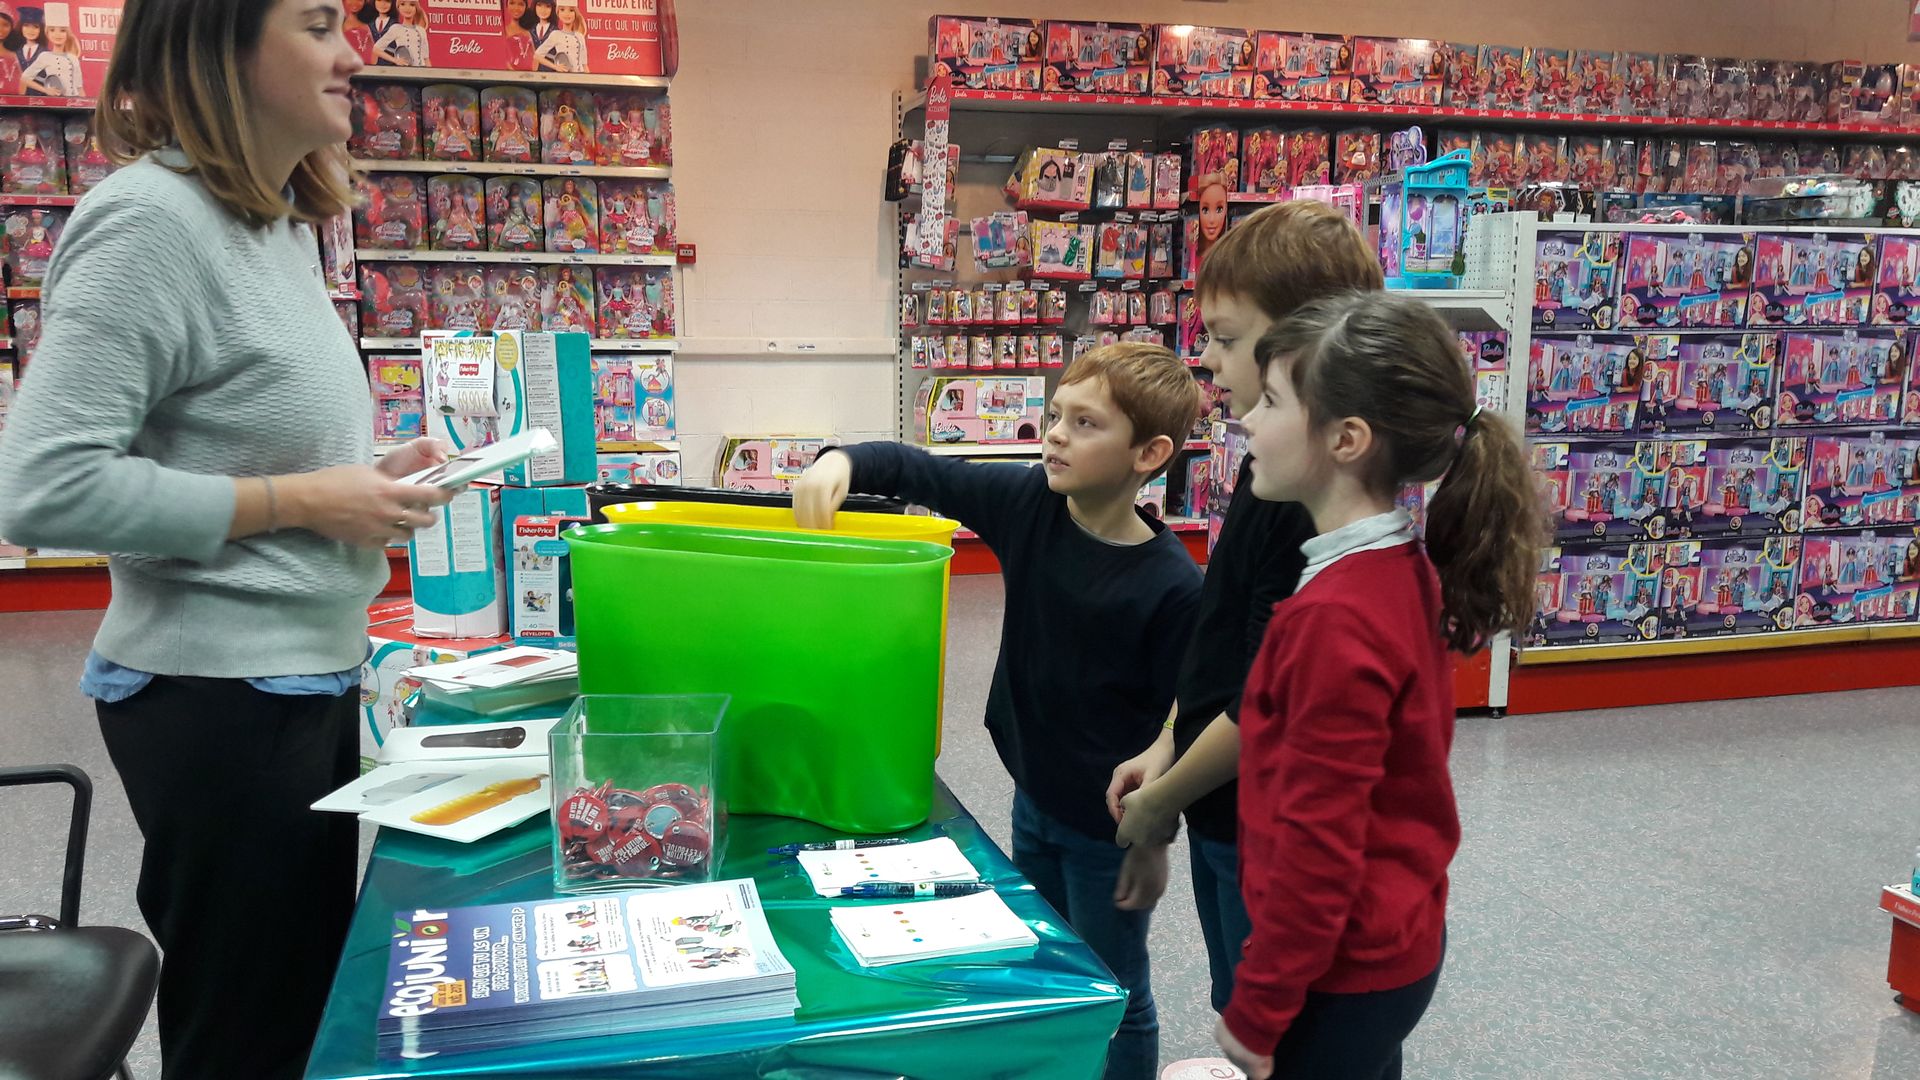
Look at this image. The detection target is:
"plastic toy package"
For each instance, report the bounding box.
[1285,128,1330,187]
[1667,437,1809,538]
[1617,52,1666,116]
[1334,128,1382,185]
[543,177,600,255]
[969,210,1030,271]
[1348,36,1443,106]
[1680,536,1802,636]
[349,83,419,160]
[1254,30,1351,102]
[62,117,112,195]
[540,89,599,166]
[1638,333,1777,434]
[421,83,480,162]
[480,85,539,163]
[598,179,677,256]
[360,263,431,339]
[595,90,672,168]
[1527,332,1673,435]
[1,207,63,288]
[369,355,426,444]
[1530,543,1688,646]
[1031,220,1092,279]
[1528,47,1576,112]
[1708,58,1751,120]
[0,114,64,195]
[540,265,596,335]
[1041,20,1154,94]
[1441,42,1485,108]
[1873,236,1920,327]
[1667,55,1713,118]
[1571,50,1618,114]
[1188,125,1239,196]
[1481,44,1533,109]
[354,174,426,251]
[595,267,675,340]
[1802,433,1920,530]
[428,175,485,252]
[1795,532,1920,628]
[1775,328,1909,428]
[427,265,490,333]
[929,15,1043,91]
[1535,440,1673,543]
[1240,126,1286,194]
[1532,230,1622,332]
[590,355,637,442]
[486,265,543,332]
[1619,230,1755,329]
[1750,232,1875,328]
[1154,23,1256,99]
[485,178,543,253]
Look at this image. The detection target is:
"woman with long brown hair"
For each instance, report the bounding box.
[0,1,453,1075]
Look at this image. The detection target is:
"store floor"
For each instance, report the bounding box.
[3,586,1920,1078]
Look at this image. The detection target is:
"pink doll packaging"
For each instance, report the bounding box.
[1775,328,1909,428]
[1533,439,1671,543]
[1285,128,1330,187]
[368,355,425,444]
[1152,152,1181,209]
[1517,132,1565,185]
[62,117,111,195]
[1441,42,1484,108]
[589,356,637,442]
[1333,129,1381,185]
[1707,58,1751,120]
[485,265,542,331]
[359,263,430,339]
[2,207,62,287]
[1873,235,1920,326]
[427,175,485,252]
[1348,37,1443,106]
[1154,24,1256,99]
[1638,333,1777,434]
[1617,52,1666,116]
[1750,232,1874,328]
[333,299,359,339]
[1238,127,1284,194]
[1,114,64,195]
[1124,151,1152,209]
[1528,47,1575,112]
[480,85,539,164]
[1844,144,1888,180]
[1528,543,1680,646]
[1667,55,1713,119]
[1566,136,1611,189]
[594,90,672,168]
[597,179,676,256]
[1482,45,1533,110]
[542,177,599,255]
[319,210,354,295]
[1254,31,1351,102]
[348,84,420,161]
[1031,220,1091,280]
[1187,126,1238,197]
[1041,20,1154,95]
[421,84,480,162]
[928,15,1043,92]
[11,299,38,365]
[539,89,598,166]
[1680,536,1800,636]
[1795,532,1920,628]
[539,265,596,335]
[1527,332,1669,435]
[1533,230,1622,333]
[484,177,542,253]
[1802,433,1919,530]
[1620,231,1755,330]
[595,267,675,340]
[354,174,426,252]
[427,265,491,333]
[1571,50,1618,114]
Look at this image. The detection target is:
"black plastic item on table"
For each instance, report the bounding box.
[585,483,907,524]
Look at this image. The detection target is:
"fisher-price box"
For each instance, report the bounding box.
[424,330,595,486]
[509,514,586,647]
[717,436,838,494]
[500,485,590,528]
[915,376,1046,445]
[361,602,507,765]
[409,485,508,638]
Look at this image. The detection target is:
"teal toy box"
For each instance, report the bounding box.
[425,330,595,487]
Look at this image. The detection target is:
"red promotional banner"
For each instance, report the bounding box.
[348,0,506,70]
[0,1,125,100]
[341,0,671,76]
[578,0,665,76]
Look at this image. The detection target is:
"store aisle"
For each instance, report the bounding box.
[4,587,1920,1077]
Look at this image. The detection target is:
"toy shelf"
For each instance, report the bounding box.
[349,68,668,91]
[353,249,675,267]
[595,438,678,452]
[360,336,677,352]
[910,88,1920,141]
[352,158,670,180]
[1518,622,1920,664]
[923,443,1042,457]
[0,94,92,111]
[0,193,77,208]
[8,287,38,300]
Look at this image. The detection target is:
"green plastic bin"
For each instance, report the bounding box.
[564,522,954,833]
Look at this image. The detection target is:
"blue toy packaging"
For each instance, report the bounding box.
[1664,437,1808,538]
[1750,231,1874,327]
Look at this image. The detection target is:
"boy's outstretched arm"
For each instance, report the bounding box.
[793,443,1034,547]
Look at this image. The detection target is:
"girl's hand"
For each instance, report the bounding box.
[1114,784,1179,850]
[1215,1017,1274,1080]
[1105,737,1175,824]
[1111,842,1168,912]
[376,437,453,480]
[279,465,454,549]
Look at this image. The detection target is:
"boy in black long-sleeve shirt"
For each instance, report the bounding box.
[794,343,1202,1080]
[1102,201,1387,1020]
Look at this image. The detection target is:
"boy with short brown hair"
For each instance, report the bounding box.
[796,342,1202,1080]
[1104,200,1386,1016]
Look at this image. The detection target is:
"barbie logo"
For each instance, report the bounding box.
[447,37,486,57]
[606,44,644,61]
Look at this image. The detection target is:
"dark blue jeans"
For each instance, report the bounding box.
[1010,791,1157,1080]
[1189,829,1253,1014]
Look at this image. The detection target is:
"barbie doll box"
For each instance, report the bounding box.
[914,376,1046,446]
[717,436,839,494]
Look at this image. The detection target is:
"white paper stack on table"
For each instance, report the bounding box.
[797,837,980,897]
[829,890,1038,967]
[310,715,562,842]
[377,879,797,1059]
[409,645,579,716]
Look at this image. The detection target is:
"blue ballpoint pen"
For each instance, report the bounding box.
[837,881,992,899]
[767,838,911,857]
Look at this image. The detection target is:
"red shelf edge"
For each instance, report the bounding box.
[1506,634,1920,715]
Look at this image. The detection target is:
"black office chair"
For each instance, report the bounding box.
[0,765,159,1080]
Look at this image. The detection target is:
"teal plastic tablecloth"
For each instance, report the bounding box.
[304,767,1125,1079]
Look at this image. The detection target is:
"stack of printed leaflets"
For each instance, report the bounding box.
[378,879,797,1059]
[312,716,562,842]
[408,645,578,716]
